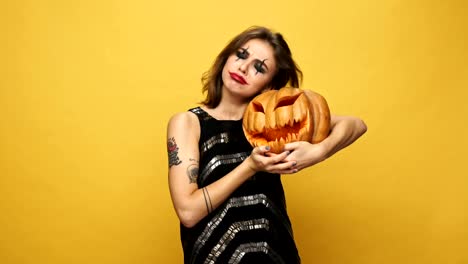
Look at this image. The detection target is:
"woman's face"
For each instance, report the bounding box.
[221,38,277,100]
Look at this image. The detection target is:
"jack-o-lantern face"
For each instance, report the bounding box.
[243,87,331,153]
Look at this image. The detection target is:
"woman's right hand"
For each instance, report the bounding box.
[247,146,298,174]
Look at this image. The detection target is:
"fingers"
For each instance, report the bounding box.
[274,168,299,175]
[271,150,291,163]
[265,147,295,165]
[271,168,298,175]
[252,146,298,173]
[250,146,274,172]
[264,157,299,175]
[252,145,272,156]
[282,141,300,152]
[270,160,296,172]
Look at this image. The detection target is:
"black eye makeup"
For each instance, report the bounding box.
[235,47,269,74]
[254,59,268,75]
[236,47,249,60]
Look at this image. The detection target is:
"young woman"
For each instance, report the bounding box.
[167,26,367,264]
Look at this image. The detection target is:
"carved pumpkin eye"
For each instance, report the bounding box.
[274,93,302,111]
[252,101,265,113]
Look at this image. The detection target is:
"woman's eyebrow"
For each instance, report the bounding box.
[240,47,250,55]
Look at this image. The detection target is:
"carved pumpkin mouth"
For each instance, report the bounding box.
[249,118,309,146]
[255,93,310,147]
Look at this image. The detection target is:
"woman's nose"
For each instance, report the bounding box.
[238,61,249,74]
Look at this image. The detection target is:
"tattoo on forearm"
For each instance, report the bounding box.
[202,187,213,214]
[167,137,182,168]
[186,158,199,184]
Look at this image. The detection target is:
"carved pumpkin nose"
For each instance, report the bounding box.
[243,87,331,153]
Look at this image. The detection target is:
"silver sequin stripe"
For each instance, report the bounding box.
[190,107,212,121]
[199,152,249,184]
[201,132,229,153]
[228,242,286,264]
[190,194,294,264]
[203,219,269,264]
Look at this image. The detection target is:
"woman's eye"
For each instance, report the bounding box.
[236,48,249,60]
[254,61,266,74]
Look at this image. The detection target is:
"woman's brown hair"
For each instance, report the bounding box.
[201,26,303,108]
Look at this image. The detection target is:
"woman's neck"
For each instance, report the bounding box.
[204,94,249,121]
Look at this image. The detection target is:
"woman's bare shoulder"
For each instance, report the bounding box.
[167,110,200,135]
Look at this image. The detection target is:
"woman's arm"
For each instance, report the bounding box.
[167,112,295,228]
[282,114,367,171]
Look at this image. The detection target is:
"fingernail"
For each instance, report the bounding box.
[293,161,297,166]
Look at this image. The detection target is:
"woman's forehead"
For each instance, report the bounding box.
[239,39,277,67]
[240,39,274,56]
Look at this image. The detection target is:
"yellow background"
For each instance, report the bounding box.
[1,0,467,263]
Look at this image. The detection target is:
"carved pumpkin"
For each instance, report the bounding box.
[243,87,331,153]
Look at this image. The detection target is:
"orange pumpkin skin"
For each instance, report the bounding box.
[243,87,331,153]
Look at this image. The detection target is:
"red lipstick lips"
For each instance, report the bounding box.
[229,72,248,85]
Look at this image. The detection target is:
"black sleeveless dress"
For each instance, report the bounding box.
[181,107,301,264]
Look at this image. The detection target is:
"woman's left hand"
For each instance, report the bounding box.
[281,141,328,172]
[267,115,368,174]
[264,141,327,174]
